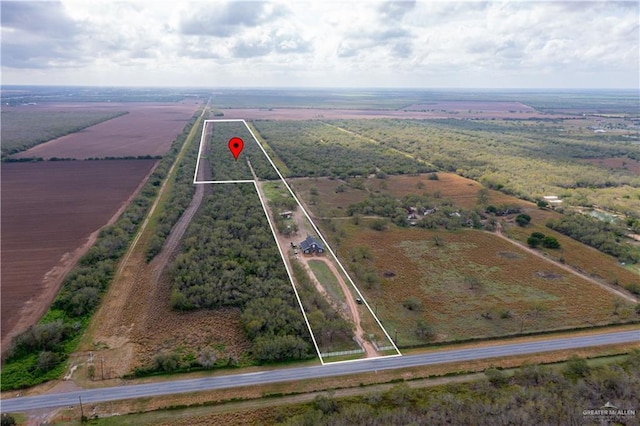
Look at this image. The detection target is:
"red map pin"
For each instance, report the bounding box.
[228,137,244,161]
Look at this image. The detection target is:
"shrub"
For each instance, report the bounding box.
[369,218,388,231]
[402,297,422,311]
[153,351,180,372]
[485,367,509,387]
[415,320,435,340]
[37,351,60,372]
[541,235,560,249]
[515,214,531,227]
[563,355,590,380]
[1,414,17,426]
[527,232,545,248]
[197,347,217,368]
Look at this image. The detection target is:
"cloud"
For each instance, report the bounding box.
[0,0,637,88]
[231,29,311,58]
[379,1,416,20]
[0,1,89,69]
[179,1,288,37]
[1,0,81,38]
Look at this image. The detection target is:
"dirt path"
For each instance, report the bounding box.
[76,107,209,377]
[494,223,638,304]
[300,255,378,358]
[150,124,210,283]
[247,162,378,358]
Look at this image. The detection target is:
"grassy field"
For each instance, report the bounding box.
[290,172,639,346]
[307,260,346,305]
[292,172,639,290]
[341,227,637,346]
[1,110,128,157]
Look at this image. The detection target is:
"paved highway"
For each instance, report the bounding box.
[2,330,638,412]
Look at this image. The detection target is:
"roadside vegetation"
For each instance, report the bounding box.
[274,351,640,425]
[1,110,128,158]
[145,115,202,260]
[0,111,202,391]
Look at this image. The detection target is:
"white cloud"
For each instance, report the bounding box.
[1,0,637,88]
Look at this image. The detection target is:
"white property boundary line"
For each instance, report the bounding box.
[193,120,323,365]
[194,119,402,365]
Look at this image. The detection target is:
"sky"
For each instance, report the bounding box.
[1,0,638,89]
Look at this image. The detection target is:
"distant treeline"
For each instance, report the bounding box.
[3,155,162,163]
[0,109,203,391]
[324,119,640,212]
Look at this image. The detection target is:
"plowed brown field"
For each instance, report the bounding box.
[12,101,200,159]
[1,159,157,345]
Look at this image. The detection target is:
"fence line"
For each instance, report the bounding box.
[320,348,365,358]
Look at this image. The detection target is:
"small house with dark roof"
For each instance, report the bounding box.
[299,235,324,255]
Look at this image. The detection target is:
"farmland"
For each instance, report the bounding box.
[11,101,201,159]
[0,160,157,344]
[1,87,639,408]
[0,109,127,157]
[0,98,205,390]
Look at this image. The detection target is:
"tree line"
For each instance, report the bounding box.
[1,110,203,391]
[145,115,204,260]
[546,212,640,270]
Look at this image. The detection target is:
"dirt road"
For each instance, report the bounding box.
[247,162,378,358]
[494,224,638,304]
[77,108,209,377]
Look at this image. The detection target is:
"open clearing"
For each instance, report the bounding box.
[581,157,640,176]
[1,159,157,346]
[12,101,200,159]
[341,227,637,346]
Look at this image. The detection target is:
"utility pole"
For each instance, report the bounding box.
[101,357,105,380]
[79,396,84,421]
